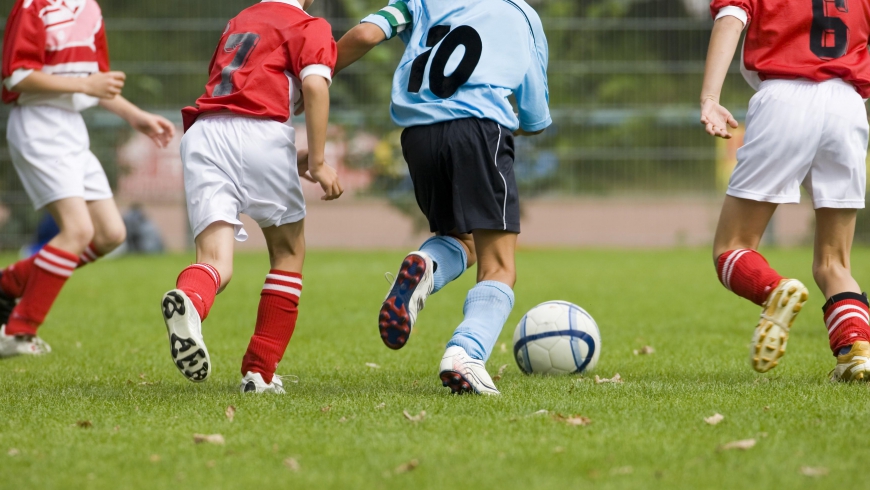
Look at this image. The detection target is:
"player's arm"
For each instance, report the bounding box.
[11,70,126,99]
[99,95,175,148]
[514,32,552,137]
[335,23,387,75]
[302,75,343,200]
[700,15,745,139]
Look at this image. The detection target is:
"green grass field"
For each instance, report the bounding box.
[1,248,869,489]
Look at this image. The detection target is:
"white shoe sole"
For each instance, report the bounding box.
[750,279,808,373]
[162,290,211,382]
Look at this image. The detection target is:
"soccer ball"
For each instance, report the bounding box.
[512,301,601,375]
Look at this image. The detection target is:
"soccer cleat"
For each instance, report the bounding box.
[161,289,211,382]
[439,345,500,395]
[378,251,434,350]
[750,278,808,373]
[0,324,51,358]
[829,341,870,382]
[240,371,286,394]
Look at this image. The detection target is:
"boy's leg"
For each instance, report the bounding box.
[240,221,305,391]
[1,197,93,357]
[78,198,127,266]
[421,233,475,294]
[440,229,516,395]
[162,222,233,382]
[713,195,808,373]
[813,208,870,381]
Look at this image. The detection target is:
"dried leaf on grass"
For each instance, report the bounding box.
[193,434,225,445]
[149,454,161,463]
[7,448,19,456]
[552,413,592,426]
[611,466,634,475]
[719,439,756,451]
[800,466,828,477]
[338,417,348,423]
[499,342,507,353]
[394,459,419,474]
[594,373,623,384]
[375,403,386,410]
[492,364,509,381]
[320,405,331,413]
[633,346,655,355]
[365,363,381,369]
[704,413,725,425]
[284,457,300,471]
[76,420,93,429]
[225,405,236,422]
[402,410,426,423]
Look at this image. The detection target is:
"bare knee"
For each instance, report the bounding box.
[56,221,95,254]
[93,223,127,254]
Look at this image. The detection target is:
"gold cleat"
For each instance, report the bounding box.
[750,278,809,373]
[829,341,870,382]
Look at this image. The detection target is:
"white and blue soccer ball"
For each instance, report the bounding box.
[513,301,601,375]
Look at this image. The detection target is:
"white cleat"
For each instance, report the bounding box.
[0,324,51,358]
[161,289,211,382]
[439,346,500,395]
[750,278,808,373]
[378,251,434,350]
[240,371,287,394]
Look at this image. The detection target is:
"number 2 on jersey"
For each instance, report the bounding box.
[407,25,482,99]
[213,33,260,97]
[810,0,848,60]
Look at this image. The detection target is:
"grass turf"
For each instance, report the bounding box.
[1,248,869,489]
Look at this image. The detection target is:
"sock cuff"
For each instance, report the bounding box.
[823,292,869,313]
[182,263,221,290]
[471,280,515,308]
[34,245,78,278]
[263,269,302,302]
[423,235,468,266]
[79,243,101,264]
[716,249,764,290]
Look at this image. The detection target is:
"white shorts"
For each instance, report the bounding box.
[6,105,113,210]
[729,78,868,209]
[181,115,305,241]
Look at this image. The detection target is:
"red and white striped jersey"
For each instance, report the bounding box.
[181,0,336,132]
[711,0,870,97]
[2,0,110,111]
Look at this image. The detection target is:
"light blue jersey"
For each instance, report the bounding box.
[361,0,551,132]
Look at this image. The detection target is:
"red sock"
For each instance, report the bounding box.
[175,264,221,321]
[5,245,78,336]
[716,249,783,306]
[241,270,302,383]
[77,243,102,268]
[824,292,870,354]
[0,255,36,299]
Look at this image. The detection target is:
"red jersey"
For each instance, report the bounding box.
[2,0,110,108]
[711,0,870,97]
[182,0,336,131]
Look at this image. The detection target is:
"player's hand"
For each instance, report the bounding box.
[700,97,738,139]
[132,111,176,148]
[82,71,126,99]
[308,161,344,201]
[296,149,317,184]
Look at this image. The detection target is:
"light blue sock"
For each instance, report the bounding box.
[446,281,515,362]
[420,236,467,294]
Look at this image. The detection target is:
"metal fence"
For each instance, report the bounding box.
[1,0,846,249]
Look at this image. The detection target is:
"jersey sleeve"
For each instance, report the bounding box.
[2,0,46,90]
[361,1,413,40]
[94,17,110,72]
[291,18,337,85]
[709,0,752,27]
[515,12,552,132]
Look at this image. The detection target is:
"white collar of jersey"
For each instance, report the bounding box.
[261,0,303,9]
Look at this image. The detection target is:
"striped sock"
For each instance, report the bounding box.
[77,243,102,268]
[5,245,78,336]
[176,264,221,321]
[0,255,36,299]
[824,292,870,354]
[716,249,783,306]
[241,270,302,383]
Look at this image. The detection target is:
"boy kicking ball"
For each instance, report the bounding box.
[702,0,870,380]
[336,0,550,394]
[161,0,342,393]
[0,0,174,357]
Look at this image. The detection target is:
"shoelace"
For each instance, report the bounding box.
[273,374,299,384]
[383,272,395,285]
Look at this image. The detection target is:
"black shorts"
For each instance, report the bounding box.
[401,118,520,235]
